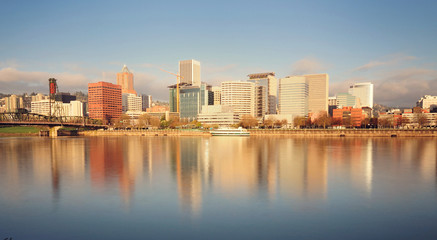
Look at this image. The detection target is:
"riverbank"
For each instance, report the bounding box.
[0,126,41,136]
[79,129,437,137]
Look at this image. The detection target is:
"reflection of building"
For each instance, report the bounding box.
[278,139,327,201]
[171,138,207,216]
[117,65,137,95]
[88,81,122,121]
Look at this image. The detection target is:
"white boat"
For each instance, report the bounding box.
[210,127,250,136]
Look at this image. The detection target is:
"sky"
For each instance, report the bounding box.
[1,0,436,107]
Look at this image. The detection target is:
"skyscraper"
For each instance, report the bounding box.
[88,81,122,122]
[279,76,308,117]
[247,72,277,114]
[348,82,374,108]
[221,81,255,117]
[304,74,329,114]
[179,60,201,86]
[116,65,137,95]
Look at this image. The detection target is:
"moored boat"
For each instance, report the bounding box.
[210,127,250,136]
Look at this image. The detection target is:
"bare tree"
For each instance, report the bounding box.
[416,113,428,128]
[138,113,151,128]
[240,115,258,129]
[315,111,331,129]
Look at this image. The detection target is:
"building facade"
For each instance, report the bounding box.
[122,93,142,113]
[348,82,374,108]
[31,100,84,117]
[116,65,137,95]
[304,74,329,114]
[141,94,152,111]
[4,95,24,112]
[88,81,122,121]
[336,93,357,108]
[179,59,201,86]
[221,81,255,117]
[197,105,240,126]
[247,72,278,114]
[417,95,437,110]
[278,76,308,117]
[211,86,221,105]
[169,83,211,121]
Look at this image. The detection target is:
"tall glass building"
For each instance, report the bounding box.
[169,83,211,121]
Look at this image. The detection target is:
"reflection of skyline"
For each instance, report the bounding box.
[0,136,436,214]
[330,138,374,196]
[278,139,327,202]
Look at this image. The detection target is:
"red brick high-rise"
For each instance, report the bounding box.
[88,81,122,122]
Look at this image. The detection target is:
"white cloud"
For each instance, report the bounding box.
[353,54,417,72]
[291,57,327,75]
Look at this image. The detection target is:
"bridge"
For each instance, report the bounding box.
[0,112,108,136]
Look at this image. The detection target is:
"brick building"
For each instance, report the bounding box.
[88,81,122,122]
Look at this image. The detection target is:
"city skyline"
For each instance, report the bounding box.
[1,1,437,106]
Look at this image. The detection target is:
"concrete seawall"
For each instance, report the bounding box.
[79,129,437,137]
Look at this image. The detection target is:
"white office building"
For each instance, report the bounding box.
[221,81,255,117]
[122,93,142,113]
[197,105,239,126]
[31,99,84,117]
[279,76,308,117]
[417,95,437,110]
[348,82,374,108]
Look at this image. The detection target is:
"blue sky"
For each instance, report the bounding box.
[1,0,436,106]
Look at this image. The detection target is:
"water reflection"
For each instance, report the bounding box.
[0,136,436,217]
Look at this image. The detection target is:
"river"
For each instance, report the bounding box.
[0,136,436,239]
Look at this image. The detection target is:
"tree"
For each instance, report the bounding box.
[315,111,331,129]
[240,115,258,129]
[361,117,371,128]
[138,113,151,128]
[416,113,428,128]
[293,116,306,129]
[149,116,161,128]
[263,118,274,129]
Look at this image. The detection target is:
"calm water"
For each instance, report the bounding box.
[0,136,436,239]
